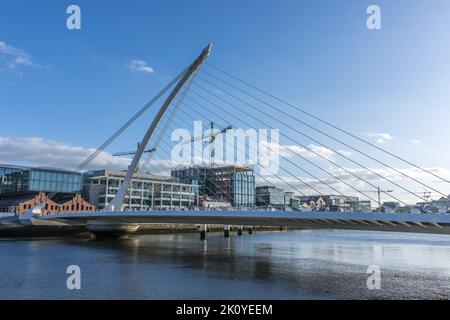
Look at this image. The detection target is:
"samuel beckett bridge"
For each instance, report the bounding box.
[6,44,450,238]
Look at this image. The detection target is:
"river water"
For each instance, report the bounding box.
[1,229,450,300]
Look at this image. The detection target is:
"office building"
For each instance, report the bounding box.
[0,164,82,196]
[356,200,372,212]
[0,163,91,214]
[83,169,198,210]
[382,201,400,213]
[171,165,255,208]
[256,186,289,209]
[299,194,360,212]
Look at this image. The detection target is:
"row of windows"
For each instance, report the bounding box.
[106,189,195,197]
[29,180,81,193]
[1,168,82,194]
[0,167,22,176]
[255,193,288,205]
[31,170,81,184]
[233,194,255,206]
[21,203,94,211]
[232,173,255,181]
[99,178,194,191]
[0,168,28,194]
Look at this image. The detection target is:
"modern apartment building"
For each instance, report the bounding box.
[171,165,256,208]
[83,169,198,210]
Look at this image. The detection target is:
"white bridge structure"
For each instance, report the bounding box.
[3,44,450,238]
[12,209,450,237]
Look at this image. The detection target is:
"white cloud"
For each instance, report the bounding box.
[309,144,335,160]
[0,41,42,69]
[262,142,335,160]
[0,136,130,170]
[338,150,352,157]
[128,59,154,74]
[409,139,422,144]
[365,132,393,144]
[0,136,179,176]
[329,166,450,185]
[259,166,450,204]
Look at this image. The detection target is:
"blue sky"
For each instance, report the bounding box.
[1,0,449,203]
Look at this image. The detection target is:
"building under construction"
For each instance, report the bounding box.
[171,165,255,208]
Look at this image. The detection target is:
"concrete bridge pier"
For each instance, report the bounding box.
[237,225,243,236]
[247,226,253,235]
[86,220,140,238]
[224,224,230,238]
[200,224,207,241]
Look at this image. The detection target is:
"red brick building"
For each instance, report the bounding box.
[0,192,95,215]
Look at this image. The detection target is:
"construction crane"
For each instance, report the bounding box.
[421,191,432,203]
[181,122,232,167]
[400,191,432,214]
[113,142,156,173]
[112,142,156,157]
[361,187,394,212]
[402,191,431,203]
[182,122,232,146]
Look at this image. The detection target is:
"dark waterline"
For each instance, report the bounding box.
[1,229,450,299]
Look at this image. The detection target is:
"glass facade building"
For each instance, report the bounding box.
[0,164,81,195]
[232,172,255,207]
[28,169,81,193]
[0,165,26,194]
[83,169,197,210]
[172,165,256,208]
[255,186,289,208]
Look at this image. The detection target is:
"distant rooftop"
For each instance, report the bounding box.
[0,163,80,174]
[84,168,174,182]
[173,165,254,173]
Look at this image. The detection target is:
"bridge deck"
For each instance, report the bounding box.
[26,210,450,235]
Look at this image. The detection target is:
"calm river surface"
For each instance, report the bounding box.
[1,229,450,299]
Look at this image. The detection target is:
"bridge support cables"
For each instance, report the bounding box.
[107,44,213,211]
[168,62,449,210]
